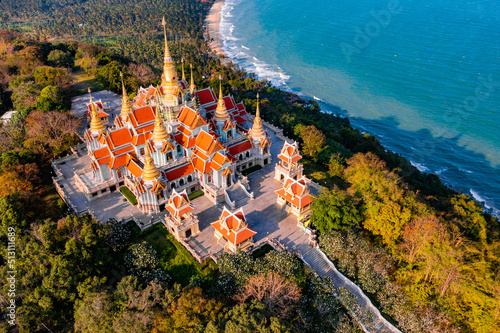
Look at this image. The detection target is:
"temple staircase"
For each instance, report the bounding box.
[226,185,250,208]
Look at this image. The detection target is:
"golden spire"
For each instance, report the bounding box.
[152,88,169,143]
[181,57,186,81]
[142,141,160,182]
[162,16,172,63]
[88,88,105,133]
[120,72,132,119]
[189,63,196,95]
[249,93,265,139]
[214,76,229,122]
[160,16,179,105]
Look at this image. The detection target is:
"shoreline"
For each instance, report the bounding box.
[204,1,499,217]
[205,0,227,59]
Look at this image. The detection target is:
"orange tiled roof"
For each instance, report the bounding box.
[166,189,194,217]
[194,129,223,155]
[129,106,155,128]
[211,207,256,246]
[228,140,253,156]
[174,133,196,149]
[165,163,195,181]
[108,128,133,148]
[126,159,143,178]
[275,177,312,208]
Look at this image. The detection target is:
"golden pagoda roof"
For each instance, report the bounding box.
[249,93,265,139]
[142,141,160,182]
[120,72,132,119]
[152,101,169,143]
[89,88,105,133]
[214,79,229,122]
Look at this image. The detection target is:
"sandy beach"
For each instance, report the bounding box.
[205,0,226,58]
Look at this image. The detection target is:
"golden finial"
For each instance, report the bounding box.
[162,16,172,62]
[152,87,169,143]
[142,141,160,182]
[120,71,132,119]
[189,63,196,95]
[89,88,105,133]
[214,75,229,122]
[249,92,265,139]
[181,57,186,81]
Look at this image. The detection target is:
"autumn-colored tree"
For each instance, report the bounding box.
[0,162,39,196]
[34,66,71,88]
[153,287,222,332]
[11,80,39,109]
[294,124,326,161]
[345,153,427,248]
[236,273,301,318]
[24,110,80,156]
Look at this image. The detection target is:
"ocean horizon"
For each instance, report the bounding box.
[219,0,500,216]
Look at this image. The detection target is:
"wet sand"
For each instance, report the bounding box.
[205,0,226,58]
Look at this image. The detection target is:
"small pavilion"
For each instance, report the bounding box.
[275,176,312,221]
[164,188,199,240]
[211,207,256,253]
[275,141,303,182]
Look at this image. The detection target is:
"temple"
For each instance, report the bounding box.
[76,20,272,215]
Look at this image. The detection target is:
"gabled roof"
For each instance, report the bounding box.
[211,151,231,171]
[129,106,155,128]
[165,163,195,181]
[196,88,217,105]
[177,105,208,130]
[126,159,143,178]
[166,188,194,217]
[278,141,302,163]
[228,139,253,156]
[223,95,236,111]
[191,156,212,174]
[275,177,312,208]
[174,133,196,149]
[211,207,256,246]
[194,129,224,155]
[108,127,133,148]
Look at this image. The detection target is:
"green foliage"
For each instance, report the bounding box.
[125,241,169,283]
[120,186,137,205]
[10,80,39,109]
[311,188,363,233]
[206,300,292,333]
[36,85,66,111]
[95,61,126,92]
[34,66,71,87]
[47,49,74,67]
[188,189,204,200]
[241,164,262,176]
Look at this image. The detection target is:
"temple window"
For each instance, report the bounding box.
[239,155,243,161]
[171,182,176,189]
[246,151,250,158]
[140,148,145,155]
[227,130,232,139]
[179,179,185,186]
[208,174,212,183]
[177,145,182,153]
[117,169,122,179]
[188,175,193,183]
[167,152,172,160]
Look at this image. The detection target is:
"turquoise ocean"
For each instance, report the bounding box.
[219,0,500,216]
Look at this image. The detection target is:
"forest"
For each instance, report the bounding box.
[0,0,499,332]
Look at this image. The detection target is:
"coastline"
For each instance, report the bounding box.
[206,0,499,217]
[205,0,226,59]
